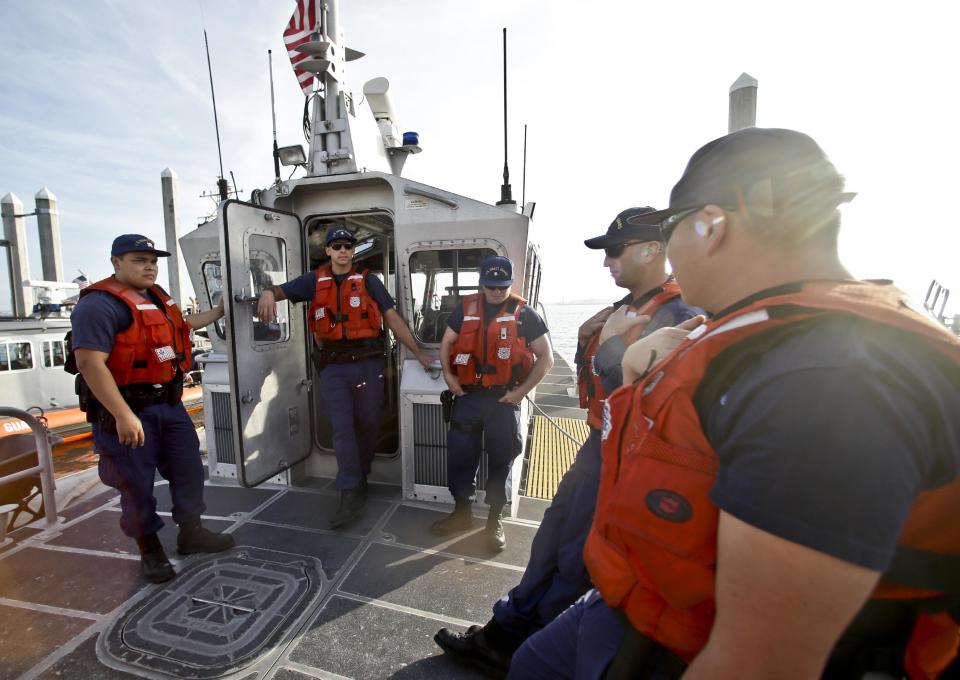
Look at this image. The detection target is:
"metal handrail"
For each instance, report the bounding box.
[0,407,58,529]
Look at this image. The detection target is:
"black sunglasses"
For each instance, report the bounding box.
[659,208,703,243]
[484,284,511,291]
[660,205,736,242]
[603,241,649,259]
[328,242,355,251]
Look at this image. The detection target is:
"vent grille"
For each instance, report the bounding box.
[413,403,486,490]
[211,391,235,465]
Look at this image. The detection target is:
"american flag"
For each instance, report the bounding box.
[284,0,319,96]
[72,272,89,290]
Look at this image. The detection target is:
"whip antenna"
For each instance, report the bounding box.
[497,27,515,206]
[268,49,281,183]
[203,29,229,201]
[522,123,528,207]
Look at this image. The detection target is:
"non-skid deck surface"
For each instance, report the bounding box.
[0,476,539,680]
[523,351,589,499]
[525,416,590,499]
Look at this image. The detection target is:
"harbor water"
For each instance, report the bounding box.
[542,303,607,369]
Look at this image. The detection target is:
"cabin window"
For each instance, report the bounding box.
[248,234,290,346]
[408,247,497,343]
[0,342,34,372]
[202,261,226,340]
[41,340,66,368]
[522,242,542,307]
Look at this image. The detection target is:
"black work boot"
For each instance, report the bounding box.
[137,533,176,584]
[177,521,235,555]
[330,489,366,529]
[486,505,506,552]
[430,498,473,536]
[434,617,519,676]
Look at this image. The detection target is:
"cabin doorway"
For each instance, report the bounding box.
[303,212,402,459]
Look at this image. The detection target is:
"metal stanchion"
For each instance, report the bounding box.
[0,407,59,533]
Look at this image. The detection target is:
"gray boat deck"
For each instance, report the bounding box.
[0,474,550,679]
[0,351,587,679]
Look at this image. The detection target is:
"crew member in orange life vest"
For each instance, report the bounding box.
[257,227,432,529]
[508,129,960,680]
[70,234,234,584]
[434,211,702,674]
[431,256,553,552]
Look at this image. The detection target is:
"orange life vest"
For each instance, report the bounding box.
[80,277,192,386]
[308,266,383,342]
[577,279,682,430]
[584,280,960,676]
[450,293,534,388]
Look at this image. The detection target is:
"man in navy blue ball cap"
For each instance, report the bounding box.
[435,213,702,675]
[258,225,433,529]
[432,255,553,553]
[70,233,233,584]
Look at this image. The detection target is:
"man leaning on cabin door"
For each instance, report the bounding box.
[257,227,433,529]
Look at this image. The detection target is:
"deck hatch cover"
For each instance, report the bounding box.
[99,547,322,679]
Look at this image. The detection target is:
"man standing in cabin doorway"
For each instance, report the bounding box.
[431,255,554,552]
[70,234,234,584]
[434,210,703,675]
[257,227,433,528]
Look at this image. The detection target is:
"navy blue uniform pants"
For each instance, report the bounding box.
[318,357,385,491]
[94,402,205,539]
[508,589,628,680]
[447,390,522,508]
[493,428,601,637]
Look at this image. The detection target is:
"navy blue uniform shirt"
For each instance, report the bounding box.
[446,298,548,345]
[696,295,960,572]
[280,269,395,312]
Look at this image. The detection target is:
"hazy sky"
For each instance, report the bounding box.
[1,0,958,313]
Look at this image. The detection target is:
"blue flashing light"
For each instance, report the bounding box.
[402,131,419,146]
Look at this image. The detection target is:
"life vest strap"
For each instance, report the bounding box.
[462,385,508,399]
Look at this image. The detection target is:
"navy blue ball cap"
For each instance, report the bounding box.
[111,234,170,257]
[479,255,514,287]
[627,128,855,229]
[325,227,357,246]
[584,207,662,249]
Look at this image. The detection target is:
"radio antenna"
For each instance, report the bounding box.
[522,123,528,207]
[497,27,515,206]
[202,29,229,201]
[268,49,281,183]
